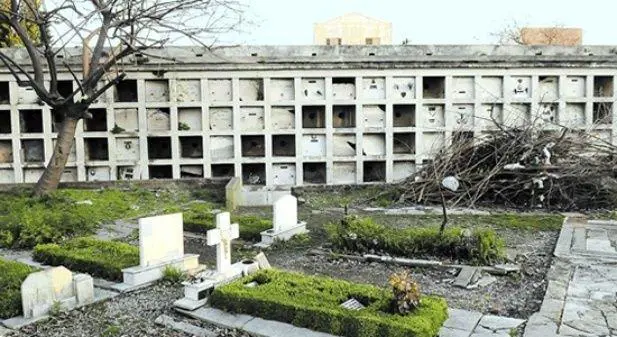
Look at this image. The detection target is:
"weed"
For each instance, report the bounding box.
[101,324,121,337]
[48,301,63,316]
[162,266,187,284]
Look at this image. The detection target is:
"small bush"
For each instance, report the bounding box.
[389,271,421,314]
[211,269,448,337]
[326,215,505,264]
[33,237,139,281]
[0,258,37,319]
[162,266,187,284]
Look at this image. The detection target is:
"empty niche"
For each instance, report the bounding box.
[50,109,64,133]
[303,162,326,184]
[17,85,40,104]
[23,168,44,183]
[564,103,585,127]
[452,131,474,147]
[478,104,503,127]
[180,136,203,158]
[0,140,12,163]
[422,77,445,99]
[332,105,356,128]
[423,105,445,127]
[302,135,326,157]
[363,105,385,128]
[85,138,109,161]
[211,164,235,178]
[242,163,265,185]
[241,135,265,157]
[362,77,385,99]
[52,138,76,162]
[0,110,10,133]
[452,104,474,127]
[505,104,531,128]
[421,133,445,156]
[538,103,557,124]
[175,80,201,103]
[593,102,613,124]
[393,105,415,127]
[239,79,264,101]
[19,110,43,133]
[178,108,202,131]
[144,80,169,102]
[332,162,356,184]
[391,77,415,99]
[117,165,139,180]
[148,165,172,179]
[180,165,204,179]
[362,134,386,156]
[114,109,139,132]
[478,77,503,101]
[0,169,15,184]
[240,106,265,131]
[451,77,474,100]
[270,78,294,101]
[114,79,138,102]
[302,106,325,128]
[57,80,73,100]
[21,139,44,162]
[332,77,356,100]
[147,108,171,131]
[209,107,233,130]
[272,163,296,185]
[594,76,613,97]
[0,82,9,104]
[272,135,295,157]
[115,138,140,161]
[565,76,586,98]
[511,76,531,99]
[393,161,415,181]
[147,137,172,159]
[333,134,357,157]
[393,133,415,154]
[209,79,232,102]
[210,136,234,160]
[538,76,559,101]
[84,109,107,132]
[301,78,325,100]
[363,161,385,182]
[271,107,295,129]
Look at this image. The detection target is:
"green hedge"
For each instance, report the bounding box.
[211,269,448,337]
[326,216,505,264]
[183,204,271,241]
[33,237,139,281]
[0,258,37,319]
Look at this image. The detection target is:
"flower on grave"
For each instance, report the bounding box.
[388,271,421,314]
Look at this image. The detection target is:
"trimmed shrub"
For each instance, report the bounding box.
[326,215,505,264]
[183,204,271,241]
[0,258,37,319]
[33,237,139,281]
[211,269,448,337]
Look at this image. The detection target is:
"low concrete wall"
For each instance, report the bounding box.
[241,186,291,207]
[225,177,243,210]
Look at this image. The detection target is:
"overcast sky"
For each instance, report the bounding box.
[228,0,615,45]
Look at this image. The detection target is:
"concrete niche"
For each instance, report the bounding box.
[145,80,170,102]
[451,77,474,100]
[565,76,586,98]
[270,78,294,101]
[271,107,295,129]
[332,78,356,100]
[332,105,356,128]
[362,77,385,99]
[510,76,531,99]
[147,108,171,131]
[209,107,233,130]
[479,76,503,101]
[301,78,325,100]
[210,136,234,160]
[115,138,140,161]
[175,80,201,102]
[239,79,264,101]
[423,105,445,127]
[362,105,385,128]
[332,162,356,184]
[538,76,558,101]
[240,107,265,131]
[393,161,415,181]
[452,104,474,127]
[178,108,202,131]
[302,135,326,157]
[478,104,503,128]
[362,134,386,156]
[115,109,139,132]
[0,140,13,163]
[303,162,326,184]
[333,134,356,157]
[209,79,232,102]
[563,103,585,127]
[391,77,415,99]
[272,164,296,185]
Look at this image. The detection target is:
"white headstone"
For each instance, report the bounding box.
[273,195,298,233]
[207,212,239,274]
[138,213,184,266]
[21,267,74,319]
[73,274,94,305]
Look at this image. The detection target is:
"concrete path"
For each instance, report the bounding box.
[524,217,617,337]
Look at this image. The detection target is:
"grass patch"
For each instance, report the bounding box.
[211,269,448,337]
[182,203,271,241]
[0,258,37,319]
[326,215,505,264]
[161,265,187,284]
[0,188,190,248]
[33,237,139,281]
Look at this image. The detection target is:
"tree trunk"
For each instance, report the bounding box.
[34,116,79,196]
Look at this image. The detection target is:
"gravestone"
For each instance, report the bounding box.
[256,195,308,247]
[120,213,200,289]
[207,212,240,275]
[21,267,94,319]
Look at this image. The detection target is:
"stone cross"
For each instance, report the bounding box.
[207,212,239,274]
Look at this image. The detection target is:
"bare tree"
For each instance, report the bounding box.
[0,0,246,196]
[490,19,524,45]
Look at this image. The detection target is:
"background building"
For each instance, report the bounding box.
[313,13,392,45]
[0,45,614,187]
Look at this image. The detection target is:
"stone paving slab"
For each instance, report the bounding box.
[442,308,483,332]
[155,314,216,337]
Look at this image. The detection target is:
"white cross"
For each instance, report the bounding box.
[207,212,239,274]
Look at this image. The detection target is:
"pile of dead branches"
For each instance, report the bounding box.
[400,123,617,211]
